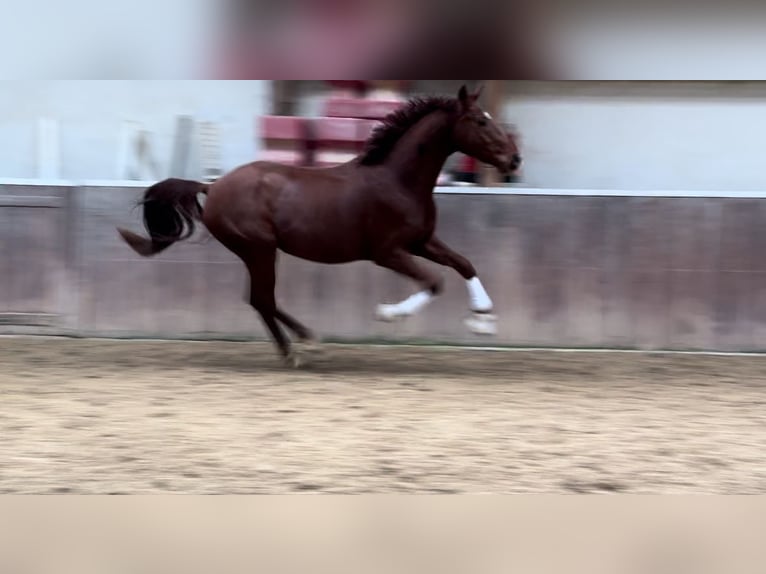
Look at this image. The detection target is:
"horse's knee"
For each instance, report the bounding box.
[457,259,477,280]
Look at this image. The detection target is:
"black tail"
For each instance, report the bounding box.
[118,178,207,257]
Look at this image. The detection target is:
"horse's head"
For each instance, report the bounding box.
[451,85,522,176]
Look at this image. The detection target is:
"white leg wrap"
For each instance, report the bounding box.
[376,291,433,322]
[465,277,497,335]
[467,277,493,312]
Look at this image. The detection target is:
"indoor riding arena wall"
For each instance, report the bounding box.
[2,182,765,352]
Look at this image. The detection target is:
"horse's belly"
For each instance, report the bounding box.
[278,232,364,264]
[272,190,368,263]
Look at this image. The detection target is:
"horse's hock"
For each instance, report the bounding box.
[1,181,764,353]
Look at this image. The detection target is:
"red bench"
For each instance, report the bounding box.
[259,115,381,168]
[259,116,313,166]
[322,98,402,121]
[259,90,404,168]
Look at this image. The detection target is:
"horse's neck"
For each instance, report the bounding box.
[387,111,454,195]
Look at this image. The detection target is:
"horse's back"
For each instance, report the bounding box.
[212,160,356,195]
[203,159,369,260]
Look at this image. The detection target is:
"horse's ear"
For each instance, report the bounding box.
[458,84,470,108]
[473,84,484,100]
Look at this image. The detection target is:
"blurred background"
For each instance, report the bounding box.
[3,0,766,79]
[4,80,766,190]
[3,79,766,351]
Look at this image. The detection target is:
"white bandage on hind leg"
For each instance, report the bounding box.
[376,291,433,321]
[467,277,493,312]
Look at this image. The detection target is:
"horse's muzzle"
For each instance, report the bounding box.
[498,154,522,176]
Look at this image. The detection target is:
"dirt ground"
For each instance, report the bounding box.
[1,337,766,494]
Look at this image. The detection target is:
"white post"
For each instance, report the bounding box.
[197,120,223,183]
[117,120,160,181]
[170,115,195,178]
[135,129,159,181]
[117,120,140,180]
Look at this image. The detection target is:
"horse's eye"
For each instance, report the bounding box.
[478,119,488,127]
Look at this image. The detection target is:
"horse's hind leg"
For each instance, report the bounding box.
[274,308,315,342]
[245,252,299,367]
[275,308,323,357]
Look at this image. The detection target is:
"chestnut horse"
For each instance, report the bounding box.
[118,85,521,366]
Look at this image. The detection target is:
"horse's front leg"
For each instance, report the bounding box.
[413,236,497,335]
[373,249,444,322]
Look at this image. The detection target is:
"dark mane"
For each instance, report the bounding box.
[360,96,459,165]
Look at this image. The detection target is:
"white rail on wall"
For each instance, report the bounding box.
[2,180,766,198]
[435,187,766,198]
[0,179,154,188]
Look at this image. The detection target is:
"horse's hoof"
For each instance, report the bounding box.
[465,313,498,336]
[300,339,324,357]
[284,352,303,369]
[375,304,405,322]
